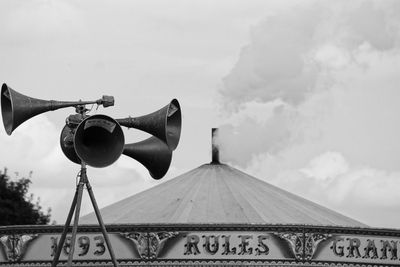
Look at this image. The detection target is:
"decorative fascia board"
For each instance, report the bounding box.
[1,224,400,237]
[1,225,400,266]
[3,260,400,267]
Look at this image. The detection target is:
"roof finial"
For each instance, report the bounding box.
[211,128,220,164]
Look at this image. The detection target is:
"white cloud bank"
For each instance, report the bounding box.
[269,152,400,228]
[218,0,400,228]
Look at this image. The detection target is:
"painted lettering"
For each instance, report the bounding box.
[381,240,398,260]
[78,236,90,256]
[50,235,105,257]
[346,238,361,258]
[363,239,378,259]
[63,237,72,256]
[221,235,236,255]
[50,237,58,257]
[331,237,400,262]
[182,234,273,257]
[184,235,200,255]
[238,235,253,255]
[202,235,219,255]
[50,237,72,256]
[255,235,269,256]
[94,236,105,256]
[331,237,345,257]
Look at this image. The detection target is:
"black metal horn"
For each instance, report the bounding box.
[1,83,114,135]
[123,136,172,179]
[60,124,81,165]
[116,99,181,150]
[74,114,125,168]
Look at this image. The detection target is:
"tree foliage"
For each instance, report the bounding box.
[0,168,51,226]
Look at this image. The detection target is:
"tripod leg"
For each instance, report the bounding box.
[51,187,79,267]
[67,180,85,266]
[86,181,119,267]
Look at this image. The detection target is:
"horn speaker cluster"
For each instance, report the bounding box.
[1,83,181,179]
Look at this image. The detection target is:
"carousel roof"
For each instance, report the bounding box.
[80,162,366,227]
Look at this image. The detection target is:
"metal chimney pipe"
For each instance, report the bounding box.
[211,128,220,164]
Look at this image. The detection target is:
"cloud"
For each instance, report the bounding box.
[300,151,349,181]
[0,114,63,176]
[218,0,400,167]
[244,151,400,228]
[0,0,84,45]
[217,0,400,227]
[220,3,322,110]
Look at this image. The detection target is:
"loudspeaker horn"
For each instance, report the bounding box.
[123,136,172,179]
[116,99,181,150]
[74,114,125,168]
[1,83,114,135]
[60,124,81,165]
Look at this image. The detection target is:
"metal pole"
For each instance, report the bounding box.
[66,163,86,266]
[52,163,119,267]
[86,179,119,267]
[51,181,79,267]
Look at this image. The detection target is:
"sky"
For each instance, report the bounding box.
[0,0,399,228]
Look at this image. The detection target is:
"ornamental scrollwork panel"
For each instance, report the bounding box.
[274,232,303,260]
[274,232,330,261]
[121,231,179,259]
[304,233,331,260]
[0,234,38,262]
